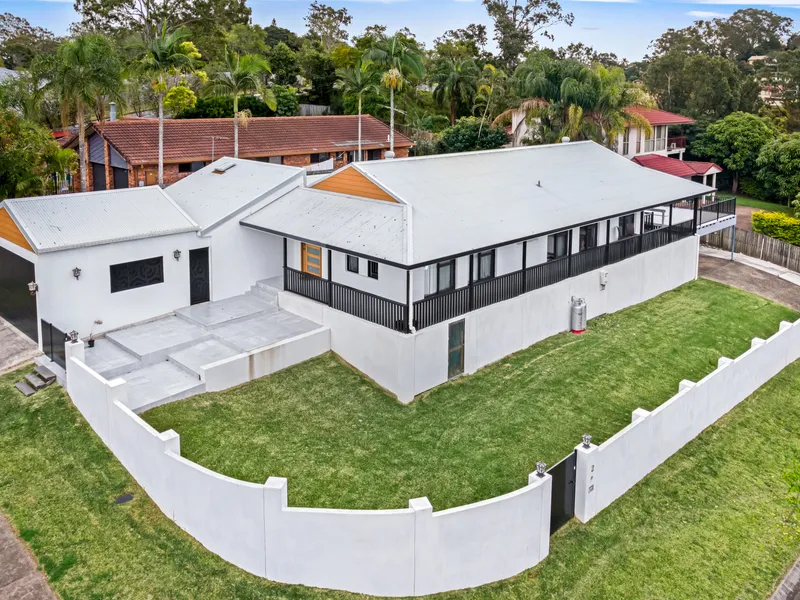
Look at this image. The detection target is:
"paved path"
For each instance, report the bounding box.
[0,513,56,600]
[0,319,39,375]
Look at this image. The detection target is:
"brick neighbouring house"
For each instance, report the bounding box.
[62,115,414,192]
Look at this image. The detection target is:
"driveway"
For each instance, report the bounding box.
[0,513,56,600]
[735,205,758,231]
[0,318,39,375]
[699,254,800,312]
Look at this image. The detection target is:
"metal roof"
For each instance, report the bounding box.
[241,187,408,264]
[167,158,304,233]
[2,187,198,253]
[353,141,714,264]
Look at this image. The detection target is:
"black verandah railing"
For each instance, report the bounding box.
[700,197,736,225]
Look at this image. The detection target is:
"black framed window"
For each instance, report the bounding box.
[547,231,570,261]
[619,213,636,238]
[368,260,379,280]
[579,224,598,251]
[310,152,330,164]
[346,255,359,273]
[367,149,382,161]
[475,250,495,281]
[110,257,164,293]
[178,161,204,173]
[437,260,455,293]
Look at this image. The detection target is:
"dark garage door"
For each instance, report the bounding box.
[0,246,37,342]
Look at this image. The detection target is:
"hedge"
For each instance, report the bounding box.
[752,211,800,246]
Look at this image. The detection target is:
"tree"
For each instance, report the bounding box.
[205,49,275,158]
[434,24,489,61]
[176,94,274,118]
[51,34,123,192]
[756,133,800,204]
[364,33,425,153]
[133,23,199,185]
[482,0,574,71]
[163,83,197,115]
[305,2,352,52]
[268,42,300,86]
[298,42,338,105]
[273,85,299,116]
[438,116,509,153]
[225,23,267,56]
[692,112,777,193]
[474,64,508,137]
[432,57,480,125]
[557,43,620,68]
[264,19,302,51]
[0,13,59,70]
[336,60,381,161]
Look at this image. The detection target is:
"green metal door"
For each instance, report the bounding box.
[448,320,465,379]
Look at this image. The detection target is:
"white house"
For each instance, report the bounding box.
[0,142,735,401]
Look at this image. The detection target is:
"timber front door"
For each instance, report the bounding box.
[301,243,323,277]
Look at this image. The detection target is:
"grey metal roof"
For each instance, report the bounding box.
[2,187,198,253]
[354,141,715,264]
[166,157,304,233]
[241,187,408,264]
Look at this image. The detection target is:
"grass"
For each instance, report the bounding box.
[0,283,799,598]
[143,279,798,511]
[734,194,794,215]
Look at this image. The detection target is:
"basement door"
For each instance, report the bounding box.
[189,248,210,305]
[448,320,465,379]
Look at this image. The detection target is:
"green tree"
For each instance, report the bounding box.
[163,83,197,115]
[133,23,199,186]
[474,64,508,137]
[0,12,59,70]
[756,133,800,203]
[268,42,300,86]
[225,23,267,56]
[273,84,298,116]
[175,94,274,118]
[205,49,275,158]
[51,34,123,192]
[298,42,338,105]
[336,60,381,161]
[438,116,509,153]
[304,1,352,52]
[692,112,777,193]
[364,33,425,153]
[264,19,302,51]
[432,57,480,125]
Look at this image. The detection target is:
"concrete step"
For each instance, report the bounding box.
[15,381,36,397]
[34,365,56,384]
[248,285,278,304]
[123,361,206,414]
[105,317,210,366]
[175,294,277,330]
[25,373,49,390]
[83,338,141,379]
[167,339,242,379]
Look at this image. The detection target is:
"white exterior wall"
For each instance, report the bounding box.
[35,232,207,338]
[575,318,800,523]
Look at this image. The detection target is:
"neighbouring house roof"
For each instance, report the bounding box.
[63,115,414,166]
[633,154,722,178]
[627,106,695,126]
[1,187,198,254]
[167,157,304,233]
[0,68,17,83]
[242,187,407,264]
[251,141,714,266]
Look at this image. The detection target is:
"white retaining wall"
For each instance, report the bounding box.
[64,340,553,596]
[575,318,800,523]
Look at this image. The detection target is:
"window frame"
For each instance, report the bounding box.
[547,231,570,261]
[427,259,456,297]
[367,260,379,280]
[346,255,359,274]
[475,249,495,282]
[310,152,330,164]
[579,224,598,252]
[619,213,636,239]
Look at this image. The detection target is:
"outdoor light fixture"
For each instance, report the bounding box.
[72,267,81,280]
[67,330,79,343]
[582,434,593,449]
[536,461,547,478]
[27,281,38,295]
[173,249,182,261]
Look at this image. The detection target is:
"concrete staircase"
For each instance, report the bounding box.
[14,364,56,397]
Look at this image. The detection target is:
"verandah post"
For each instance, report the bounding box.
[468,254,474,311]
[406,269,412,333]
[327,249,332,307]
[639,211,645,253]
[522,241,528,292]
[605,220,611,265]
[282,237,287,290]
[568,230,573,277]
[692,197,699,234]
[668,203,674,243]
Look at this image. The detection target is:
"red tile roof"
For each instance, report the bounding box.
[66,115,413,166]
[628,106,695,126]
[633,154,722,178]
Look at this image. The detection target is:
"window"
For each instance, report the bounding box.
[547,231,570,261]
[619,214,636,238]
[622,128,630,155]
[368,260,379,280]
[579,224,598,251]
[110,257,164,293]
[257,156,283,164]
[426,259,456,296]
[475,250,495,281]
[346,255,359,274]
[367,149,382,161]
[178,161,204,173]
[310,152,330,164]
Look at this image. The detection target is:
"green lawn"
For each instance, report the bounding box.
[0,284,799,598]
[143,279,797,511]
[733,194,794,215]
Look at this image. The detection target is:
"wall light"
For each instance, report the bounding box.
[582,434,593,449]
[73,267,82,280]
[173,249,182,261]
[67,330,79,343]
[27,281,38,295]
[536,461,547,478]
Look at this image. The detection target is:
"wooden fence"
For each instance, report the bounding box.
[702,227,800,273]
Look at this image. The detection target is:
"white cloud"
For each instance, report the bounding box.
[687,10,726,17]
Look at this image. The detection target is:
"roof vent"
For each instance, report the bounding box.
[212,162,236,174]
[385,150,395,160]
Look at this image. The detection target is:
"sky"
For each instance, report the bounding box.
[3,0,800,61]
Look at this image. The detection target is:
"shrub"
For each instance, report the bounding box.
[176,95,274,119]
[739,177,766,201]
[752,211,800,246]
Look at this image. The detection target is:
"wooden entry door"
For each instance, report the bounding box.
[448,320,465,379]
[301,243,323,277]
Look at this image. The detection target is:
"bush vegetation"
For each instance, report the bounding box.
[752,211,800,246]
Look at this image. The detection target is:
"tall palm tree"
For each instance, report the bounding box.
[431,57,480,126]
[46,147,79,194]
[51,35,122,192]
[336,60,381,161]
[133,23,198,186]
[205,49,276,159]
[363,34,425,154]
[474,64,507,138]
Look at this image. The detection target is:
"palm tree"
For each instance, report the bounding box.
[133,23,199,186]
[45,147,79,194]
[474,64,507,138]
[336,60,381,161]
[206,49,276,159]
[51,35,122,192]
[363,34,425,154]
[431,57,480,126]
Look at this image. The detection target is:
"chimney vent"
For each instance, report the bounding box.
[385,150,395,160]
[109,102,117,121]
[561,136,570,143]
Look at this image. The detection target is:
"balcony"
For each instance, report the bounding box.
[668,136,687,150]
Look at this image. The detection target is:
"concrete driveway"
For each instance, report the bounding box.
[0,318,39,375]
[699,254,800,312]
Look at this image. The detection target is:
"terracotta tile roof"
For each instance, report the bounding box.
[67,115,413,166]
[633,154,722,178]
[628,106,695,126]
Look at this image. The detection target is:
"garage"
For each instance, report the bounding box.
[0,245,37,342]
